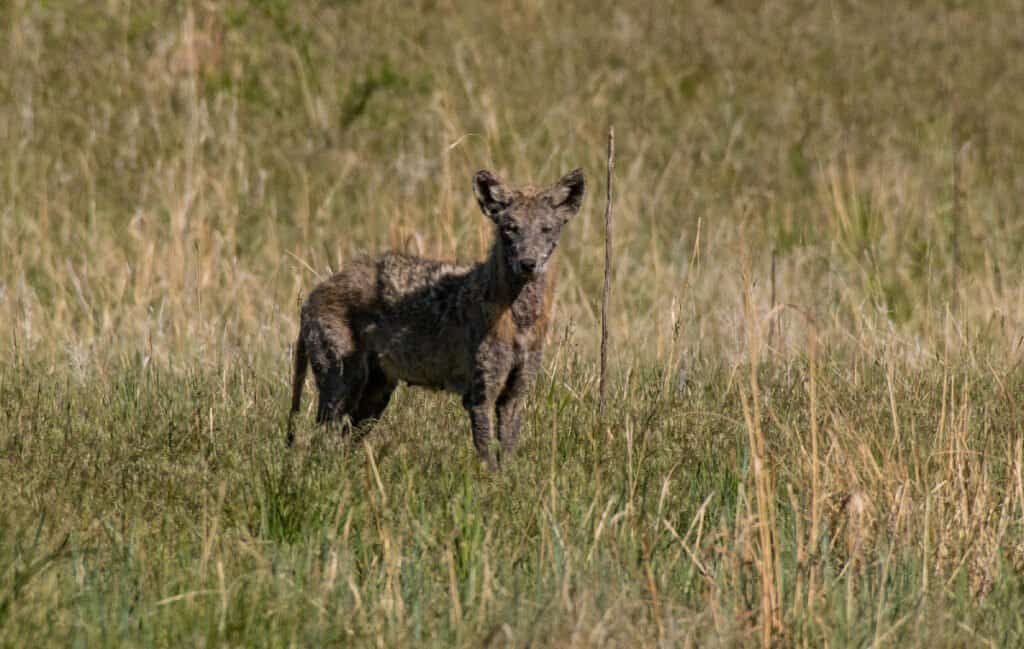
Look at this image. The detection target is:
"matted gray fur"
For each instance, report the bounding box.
[289,168,585,469]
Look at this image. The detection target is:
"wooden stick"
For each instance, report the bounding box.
[769,248,777,353]
[599,127,615,417]
[951,135,964,308]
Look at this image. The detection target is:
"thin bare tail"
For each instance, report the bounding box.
[287,333,308,446]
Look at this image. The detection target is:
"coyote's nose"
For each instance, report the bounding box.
[519,259,537,275]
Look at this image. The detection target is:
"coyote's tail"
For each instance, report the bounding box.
[286,332,308,446]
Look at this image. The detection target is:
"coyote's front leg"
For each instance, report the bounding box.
[463,349,512,471]
[496,351,542,462]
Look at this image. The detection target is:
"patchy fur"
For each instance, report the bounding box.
[289,168,585,469]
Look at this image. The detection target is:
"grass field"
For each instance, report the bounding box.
[2,1,1024,646]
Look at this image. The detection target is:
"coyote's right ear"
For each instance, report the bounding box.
[551,168,585,218]
[473,170,511,221]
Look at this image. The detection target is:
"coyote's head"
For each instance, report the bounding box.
[473,168,585,281]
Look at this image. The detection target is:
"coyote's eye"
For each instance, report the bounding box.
[540,225,553,235]
[502,224,519,237]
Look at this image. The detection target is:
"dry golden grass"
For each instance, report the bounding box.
[3,1,1022,372]
[2,2,1024,647]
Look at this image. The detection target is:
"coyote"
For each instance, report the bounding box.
[289,168,585,468]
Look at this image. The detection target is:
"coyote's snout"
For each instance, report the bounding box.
[289,168,585,468]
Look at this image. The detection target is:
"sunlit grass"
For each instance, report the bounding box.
[2,1,1024,646]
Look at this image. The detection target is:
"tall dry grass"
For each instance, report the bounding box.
[2,2,1024,647]
[3,1,1023,373]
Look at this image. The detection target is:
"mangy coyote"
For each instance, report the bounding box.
[289,167,585,468]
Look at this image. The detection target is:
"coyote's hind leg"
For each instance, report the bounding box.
[350,354,397,435]
[315,352,369,429]
[305,319,368,430]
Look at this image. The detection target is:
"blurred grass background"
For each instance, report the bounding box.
[2,1,1024,647]
[4,0,1023,370]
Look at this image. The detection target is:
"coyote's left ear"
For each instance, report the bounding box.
[473,170,511,222]
[551,168,585,220]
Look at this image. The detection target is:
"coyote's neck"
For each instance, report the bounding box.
[483,240,554,333]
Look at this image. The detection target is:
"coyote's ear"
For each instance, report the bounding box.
[551,168,585,220]
[473,170,511,221]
